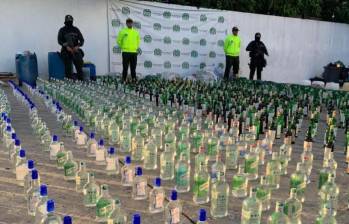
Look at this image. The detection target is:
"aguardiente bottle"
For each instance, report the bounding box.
[256,175,271,211]
[49,135,61,161]
[9,139,21,166]
[83,173,100,207]
[15,149,28,185]
[56,143,67,170]
[165,190,182,224]
[175,153,191,193]
[211,152,226,184]
[267,202,290,224]
[290,163,307,203]
[96,184,115,222]
[226,139,239,170]
[241,187,262,224]
[121,156,134,186]
[23,160,35,197]
[193,163,210,204]
[316,204,337,224]
[194,146,208,173]
[27,170,41,216]
[132,129,145,162]
[284,188,302,224]
[63,151,78,181]
[231,165,248,198]
[75,161,89,193]
[319,174,339,216]
[160,147,175,180]
[95,139,106,165]
[244,147,259,181]
[266,152,281,189]
[108,119,120,145]
[37,199,62,224]
[132,167,148,200]
[105,147,120,176]
[210,172,229,218]
[34,185,48,223]
[86,132,98,158]
[143,138,158,170]
[149,177,165,214]
[75,126,87,148]
[301,141,314,181]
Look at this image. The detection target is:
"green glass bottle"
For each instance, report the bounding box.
[193,163,210,204]
[290,163,307,202]
[231,165,248,198]
[96,184,114,222]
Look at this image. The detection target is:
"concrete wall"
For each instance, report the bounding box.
[0,0,109,76]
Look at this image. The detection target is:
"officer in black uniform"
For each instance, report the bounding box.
[246,33,269,81]
[58,15,85,80]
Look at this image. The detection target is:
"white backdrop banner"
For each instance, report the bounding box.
[108,0,229,78]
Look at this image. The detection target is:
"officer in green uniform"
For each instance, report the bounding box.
[117,18,141,82]
[223,26,241,80]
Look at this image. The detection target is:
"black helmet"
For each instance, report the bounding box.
[65,15,74,23]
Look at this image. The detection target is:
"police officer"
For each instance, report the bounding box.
[223,26,241,80]
[58,15,85,80]
[117,18,141,82]
[246,32,269,80]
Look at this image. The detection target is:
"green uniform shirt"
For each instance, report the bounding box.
[224,35,241,57]
[117,27,140,53]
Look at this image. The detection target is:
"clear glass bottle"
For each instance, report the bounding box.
[244,147,259,181]
[256,176,271,211]
[106,147,120,176]
[75,161,89,193]
[96,139,106,165]
[319,174,339,216]
[160,148,175,180]
[9,139,21,166]
[279,132,293,162]
[318,161,333,190]
[149,177,165,213]
[165,190,182,224]
[152,128,163,151]
[231,165,248,198]
[63,151,78,181]
[266,152,281,189]
[193,163,210,204]
[15,149,28,186]
[108,120,120,145]
[301,145,313,179]
[290,163,307,202]
[96,184,115,222]
[241,187,262,224]
[56,143,67,170]
[267,202,290,224]
[206,134,218,161]
[210,172,229,218]
[27,170,41,216]
[175,153,191,193]
[211,152,226,185]
[316,204,337,224]
[37,199,62,224]
[83,173,100,207]
[132,130,144,162]
[34,185,48,223]
[23,160,35,198]
[132,167,148,200]
[194,146,208,173]
[87,132,98,158]
[226,141,239,170]
[143,138,158,170]
[120,127,132,153]
[121,156,134,186]
[75,126,87,148]
[284,188,302,224]
[197,209,207,224]
[107,200,128,224]
[49,135,61,161]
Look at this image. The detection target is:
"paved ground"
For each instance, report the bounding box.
[0,84,348,224]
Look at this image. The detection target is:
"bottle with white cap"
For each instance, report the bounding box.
[15,149,28,185]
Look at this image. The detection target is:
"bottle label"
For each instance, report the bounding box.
[124,169,134,184]
[170,207,180,224]
[96,149,105,162]
[98,203,113,217]
[136,182,146,196]
[106,158,117,171]
[163,161,174,178]
[244,158,258,174]
[155,192,164,209]
[76,134,86,145]
[57,154,67,167]
[76,176,81,186]
[86,189,97,204]
[212,191,228,212]
[50,144,60,157]
[90,143,97,154]
[28,191,41,214]
[145,150,156,167]
[199,181,209,192]
[64,165,76,177]
[16,164,28,181]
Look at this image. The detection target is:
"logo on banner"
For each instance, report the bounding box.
[219,63,224,69]
[144,61,153,68]
[138,48,143,55]
[164,36,172,44]
[200,63,206,69]
[191,50,198,58]
[154,48,162,56]
[182,62,189,69]
[164,61,171,69]
[134,22,141,29]
[218,40,224,47]
[200,39,207,46]
[210,27,216,35]
[163,11,171,19]
[122,7,130,15]
[191,26,198,33]
[144,35,152,43]
[173,24,181,32]
[218,16,225,23]
[153,23,161,31]
[209,51,216,58]
[143,9,151,17]
[182,13,189,20]
[113,46,121,54]
[173,50,181,57]
[200,14,207,22]
[111,19,121,27]
[182,38,190,45]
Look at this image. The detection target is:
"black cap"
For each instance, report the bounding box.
[65,15,74,22]
[126,18,133,23]
[232,26,239,31]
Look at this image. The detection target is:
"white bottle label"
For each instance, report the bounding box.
[106,158,116,171]
[76,134,86,145]
[124,170,133,184]
[155,192,164,208]
[96,149,105,162]
[90,143,97,154]
[50,144,60,158]
[170,207,180,223]
[16,164,28,181]
[136,182,146,196]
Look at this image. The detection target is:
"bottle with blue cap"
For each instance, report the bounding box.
[38,199,62,223]
[87,132,98,157]
[34,185,49,222]
[165,190,182,224]
[197,209,207,224]
[132,213,141,224]
[63,216,73,224]
[96,184,115,222]
[5,132,16,150]
[63,151,78,181]
[75,126,87,148]
[83,173,100,207]
[96,139,106,165]
[121,156,134,186]
[149,177,165,213]
[49,135,61,160]
[3,126,13,145]
[75,161,89,193]
[106,147,120,175]
[143,138,158,170]
[27,170,41,216]
[56,142,67,170]
[132,167,148,200]
[24,160,37,197]
[15,149,28,185]
[9,139,21,165]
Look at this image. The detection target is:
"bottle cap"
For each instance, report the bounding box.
[99,139,104,146]
[132,213,141,224]
[125,156,131,164]
[90,132,95,138]
[154,177,161,187]
[11,133,17,140]
[27,160,35,169]
[74,121,78,126]
[79,126,83,132]
[53,135,58,141]
[19,149,26,158]
[136,167,142,176]
[198,209,207,221]
[171,190,178,201]
[63,216,72,224]
[15,139,20,146]
[6,126,11,132]
[31,169,38,180]
[109,147,115,154]
[40,184,48,196]
[6,118,11,123]
[46,200,55,212]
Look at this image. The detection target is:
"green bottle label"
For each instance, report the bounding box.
[64,164,76,177]
[86,189,97,204]
[176,166,188,187]
[96,199,113,218]
[244,158,258,174]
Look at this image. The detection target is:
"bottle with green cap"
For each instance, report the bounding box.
[149,177,165,213]
[165,190,182,224]
[132,167,148,200]
[38,199,62,223]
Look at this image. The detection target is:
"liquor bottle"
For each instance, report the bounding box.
[244,147,259,181]
[176,138,191,162]
[87,132,98,158]
[175,153,191,193]
[108,119,120,145]
[143,138,158,170]
[206,133,218,161]
[279,131,293,162]
[63,151,78,181]
[23,160,35,197]
[165,190,182,224]
[149,177,165,213]
[267,202,290,224]
[132,167,148,200]
[191,130,203,153]
[120,127,132,153]
[36,199,62,224]
[56,143,67,170]
[231,165,248,198]
[241,187,262,224]
[316,204,337,224]
[83,173,100,207]
[107,201,128,224]
[194,146,208,173]
[197,209,207,224]
[266,152,281,189]
[210,172,229,218]
[301,143,314,180]
[9,139,21,165]
[226,140,239,170]
[96,184,115,222]
[278,140,289,176]
[193,163,210,204]
[15,149,28,185]
[276,111,284,139]
[132,130,144,162]
[34,185,48,223]
[261,131,273,155]
[211,152,226,183]
[152,128,163,151]
[73,121,80,140]
[121,156,134,186]
[284,188,302,224]
[319,174,339,216]
[49,135,61,161]
[75,161,89,193]
[105,147,120,176]
[27,170,41,216]
[96,139,106,165]
[256,176,271,211]
[160,147,175,181]
[290,163,307,202]
[75,126,87,148]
